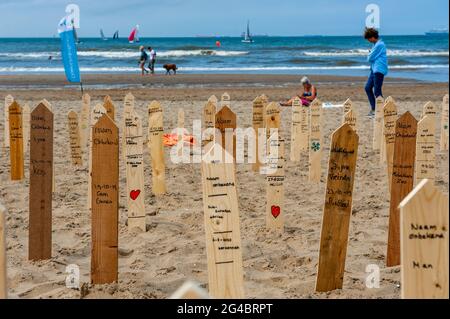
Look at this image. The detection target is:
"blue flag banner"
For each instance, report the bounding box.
[58,16,81,83]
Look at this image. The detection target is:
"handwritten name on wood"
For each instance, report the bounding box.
[373,97,384,151]
[148,101,167,195]
[343,109,357,131]
[29,103,53,261]
[383,100,398,186]
[316,124,359,292]
[9,102,24,181]
[415,115,436,186]
[252,96,264,171]
[387,112,417,267]
[125,111,146,232]
[203,100,216,147]
[266,135,285,232]
[4,95,13,148]
[68,111,83,166]
[201,145,244,298]
[91,115,119,284]
[440,94,449,151]
[265,102,281,146]
[215,106,237,162]
[80,93,91,150]
[343,98,353,115]
[0,204,6,299]
[422,101,437,119]
[309,99,323,183]
[22,103,30,156]
[400,179,449,299]
[121,93,135,160]
[103,95,116,122]
[290,97,302,162]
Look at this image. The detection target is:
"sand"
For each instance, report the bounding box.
[0,74,448,299]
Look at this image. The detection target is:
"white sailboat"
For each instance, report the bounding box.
[100,28,108,41]
[242,21,254,43]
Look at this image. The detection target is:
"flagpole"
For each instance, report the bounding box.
[80,82,84,95]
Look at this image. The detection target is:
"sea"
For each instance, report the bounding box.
[0,35,448,82]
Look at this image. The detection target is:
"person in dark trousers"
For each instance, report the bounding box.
[148,46,156,75]
[364,27,388,117]
[139,46,149,76]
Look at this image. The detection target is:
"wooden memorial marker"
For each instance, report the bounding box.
[208,95,218,105]
[373,97,384,151]
[91,114,119,284]
[343,98,353,115]
[4,95,14,148]
[316,123,359,292]
[215,105,237,162]
[121,93,135,160]
[169,280,210,299]
[203,100,216,148]
[80,93,91,150]
[422,101,437,119]
[299,99,309,152]
[9,101,24,181]
[386,112,417,267]
[440,94,449,151]
[39,100,55,192]
[22,103,30,156]
[125,111,146,232]
[68,111,83,167]
[265,102,281,159]
[29,103,53,261]
[0,204,6,299]
[309,99,323,183]
[260,94,269,125]
[415,115,436,186]
[343,109,357,131]
[103,96,115,122]
[399,179,449,299]
[40,99,52,110]
[266,135,285,231]
[382,100,398,187]
[221,92,231,108]
[290,97,302,162]
[252,96,265,171]
[148,101,167,195]
[201,144,244,298]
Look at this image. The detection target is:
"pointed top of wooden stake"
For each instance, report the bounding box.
[399,179,438,210]
[148,100,162,112]
[221,92,230,102]
[68,110,77,118]
[292,96,301,107]
[82,93,90,103]
[311,98,322,108]
[398,111,417,124]
[39,99,52,111]
[208,95,218,104]
[385,96,396,104]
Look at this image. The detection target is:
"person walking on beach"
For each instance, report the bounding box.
[280,76,317,107]
[364,27,388,117]
[139,46,149,76]
[148,46,156,75]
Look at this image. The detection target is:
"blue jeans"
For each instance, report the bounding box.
[365,71,384,111]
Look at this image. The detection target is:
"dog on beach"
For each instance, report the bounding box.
[163,64,178,75]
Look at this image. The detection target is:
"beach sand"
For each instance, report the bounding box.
[0,74,448,299]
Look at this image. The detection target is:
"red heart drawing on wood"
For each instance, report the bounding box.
[271,206,281,219]
[130,190,141,201]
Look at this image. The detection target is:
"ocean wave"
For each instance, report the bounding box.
[304,49,449,57]
[157,50,249,57]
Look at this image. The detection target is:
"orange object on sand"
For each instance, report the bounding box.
[163,133,196,147]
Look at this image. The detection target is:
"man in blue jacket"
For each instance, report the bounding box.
[364,28,388,116]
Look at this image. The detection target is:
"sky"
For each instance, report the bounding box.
[0,0,448,37]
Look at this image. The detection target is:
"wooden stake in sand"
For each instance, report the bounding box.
[170,280,210,299]
[343,109,357,131]
[382,100,398,187]
[121,93,135,160]
[91,114,119,284]
[343,98,353,115]
[9,101,24,181]
[29,103,53,261]
[260,94,269,125]
[265,102,281,140]
[373,97,384,151]
[415,115,436,186]
[22,103,30,156]
[290,97,302,162]
[103,95,116,122]
[125,111,146,232]
[203,100,216,147]
[0,204,7,299]
[316,123,359,292]
[440,94,449,151]
[4,95,14,148]
[80,93,91,150]
[387,112,417,267]
[399,179,449,299]
[422,101,437,119]
[208,95,218,105]
[68,111,83,167]
[221,92,231,108]
[309,99,323,183]
[215,105,237,162]
[266,135,285,232]
[148,101,167,195]
[201,144,244,298]
[252,96,265,170]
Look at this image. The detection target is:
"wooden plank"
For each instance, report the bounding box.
[440,94,449,151]
[252,96,265,171]
[148,101,167,195]
[399,179,449,299]
[68,111,83,167]
[4,95,13,148]
[422,101,437,119]
[170,280,210,299]
[387,112,418,267]
[22,103,30,156]
[215,106,237,162]
[39,100,55,192]
[122,93,135,157]
[40,99,52,111]
[0,204,6,299]
[415,115,436,186]
[373,97,384,151]
[80,93,91,150]
[29,103,53,261]
[91,114,119,284]
[203,100,216,147]
[343,109,357,131]
[201,144,244,298]
[343,98,353,115]
[221,92,231,108]
[9,102,24,181]
[383,100,398,187]
[265,101,281,140]
[103,96,115,122]
[290,97,302,162]
[309,99,323,183]
[316,124,359,292]
[125,111,146,232]
[266,135,285,232]
[208,95,218,105]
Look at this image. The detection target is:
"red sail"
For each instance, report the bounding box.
[128,28,136,42]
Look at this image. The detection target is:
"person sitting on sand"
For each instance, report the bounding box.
[139,46,150,76]
[280,76,317,106]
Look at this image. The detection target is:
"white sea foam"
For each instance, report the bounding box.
[303,49,449,57]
